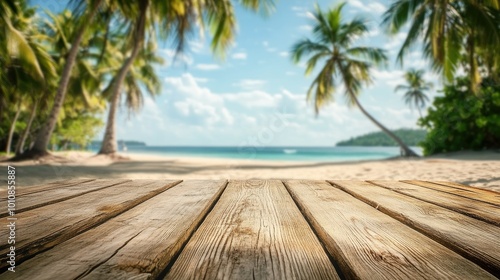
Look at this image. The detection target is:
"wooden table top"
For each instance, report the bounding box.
[1,179,499,279]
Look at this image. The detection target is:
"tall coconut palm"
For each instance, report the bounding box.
[102,42,164,150]
[97,0,151,155]
[382,0,500,92]
[27,0,107,157]
[395,69,432,118]
[291,3,419,157]
[1,0,56,156]
[98,0,275,155]
[0,0,53,124]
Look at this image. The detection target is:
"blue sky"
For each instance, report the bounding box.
[36,0,441,146]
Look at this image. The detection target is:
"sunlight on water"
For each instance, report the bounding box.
[89,146,423,162]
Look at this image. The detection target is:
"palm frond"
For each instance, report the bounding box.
[290,39,331,64]
[346,47,388,67]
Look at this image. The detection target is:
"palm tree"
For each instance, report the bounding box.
[98,40,163,154]
[0,0,50,125]
[382,0,500,92]
[1,0,56,156]
[291,3,419,157]
[98,0,275,155]
[0,0,46,82]
[395,69,432,118]
[27,0,107,157]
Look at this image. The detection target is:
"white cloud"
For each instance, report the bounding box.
[408,59,427,69]
[223,90,278,108]
[188,40,205,53]
[164,74,233,126]
[194,77,209,83]
[262,41,277,52]
[231,52,247,60]
[195,64,220,70]
[348,0,386,14]
[292,6,315,19]
[299,25,313,32]
[233,79,267,90]
[279,52,289,57]
[383,32,407,52]
[367,27,380,37]
[159,48,194,65]
[372,69,405,88]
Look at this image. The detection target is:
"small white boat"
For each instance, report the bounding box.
[283,149,297,154]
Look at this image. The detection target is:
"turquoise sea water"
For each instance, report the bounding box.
[90,146,423,162]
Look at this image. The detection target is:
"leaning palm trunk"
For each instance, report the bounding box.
[351,93,419,157]
[99,2,148,155]
[6,100,21,155]
[28,0,103,157]
[15,99,39,156]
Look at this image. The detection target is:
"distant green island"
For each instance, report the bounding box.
[90,140,146,147]
[336,129,427,147]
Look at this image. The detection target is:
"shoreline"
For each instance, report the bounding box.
[1,150,498,192]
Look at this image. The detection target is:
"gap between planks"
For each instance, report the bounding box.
[402,180,500,207]
[0,178,96,200]
[329,180,500,278]
[0,179,132,218]
[165,180,341,280]
[2,180,227,280]
[286,180,496,280]
[0,179,182,271]
[369,180,500,227]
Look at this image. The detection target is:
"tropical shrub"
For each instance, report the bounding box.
[419,77,500,155]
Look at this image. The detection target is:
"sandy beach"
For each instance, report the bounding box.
[2,150,499,192]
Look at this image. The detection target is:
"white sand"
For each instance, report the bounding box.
[1,150,499,192]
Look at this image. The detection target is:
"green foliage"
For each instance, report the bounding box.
[419,77,500,155]
[336,129,427,147]
[51,113,103,149]
[395,69,432,117]
[382,0,500,92]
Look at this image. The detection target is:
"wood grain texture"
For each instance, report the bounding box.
[0,179,181,271]
[0,178,95,200]
[2,180,226,280]
[330,180,500,278]
[286,180,495,280]
[165,180,340,280]
[0,179,130,217]
[404,180,500,206]
[369,180,500,226]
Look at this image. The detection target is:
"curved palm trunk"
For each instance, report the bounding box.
[352,94,419,157]
[99,1,148,155]
[6,99,21,156]
[15,99,38,156]
[28,0,103,157]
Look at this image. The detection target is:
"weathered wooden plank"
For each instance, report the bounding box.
[0,179,130,217]
[330,180,500,278]
[3,180,225,280]
[370,180,500,226]
[285,180,495,280]
[0,179,181,271]
[165,180,340,280]
[0,178,95,200]
[404,180,500,206]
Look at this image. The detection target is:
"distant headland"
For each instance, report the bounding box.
[336,129,426,147]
